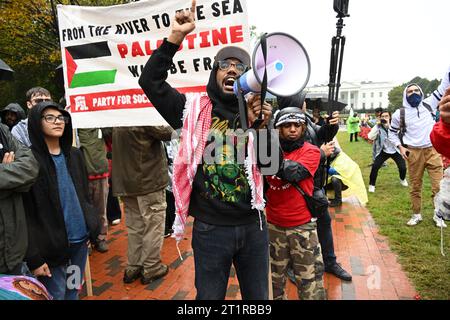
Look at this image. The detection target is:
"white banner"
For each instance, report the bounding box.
[57,0,250,128]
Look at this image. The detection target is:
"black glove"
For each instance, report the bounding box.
[277,159,311,183]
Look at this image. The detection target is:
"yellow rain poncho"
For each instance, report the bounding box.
[328,151,368,206]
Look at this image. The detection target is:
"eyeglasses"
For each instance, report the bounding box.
[31,98,52,104]
[41,115,69,124]
[217,60,247,74]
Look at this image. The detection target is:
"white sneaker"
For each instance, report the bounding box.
[400,179,409,187]
[368,185,375,193]
[111,219,121,225]
[407,214,423,226]
[433,214,448,228]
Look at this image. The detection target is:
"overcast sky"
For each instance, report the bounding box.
[246,0,450,86]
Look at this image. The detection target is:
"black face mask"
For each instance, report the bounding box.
[380,119,387,125]
[280,137,305,153]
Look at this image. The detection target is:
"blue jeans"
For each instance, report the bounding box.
[39,241,88,300]
[192,219,269,300]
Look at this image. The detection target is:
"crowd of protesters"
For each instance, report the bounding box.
[1,0,449,301]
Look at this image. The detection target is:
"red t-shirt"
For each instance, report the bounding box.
[266,142,321,227]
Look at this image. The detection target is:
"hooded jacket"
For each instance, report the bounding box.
[346,114,360,134]
[24,101,100,270]
[389,65,449,149]
[139,39,274,226]
[1,103,26,130]
[276,95,339,188]
[0,124,39,273]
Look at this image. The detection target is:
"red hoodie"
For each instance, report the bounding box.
[266,142,320,227]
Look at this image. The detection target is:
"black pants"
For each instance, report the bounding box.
[165,190,176,234]
[331,177,343,201]
[369,151,406,186]
[349,133,358,142]
[317,208,337,268]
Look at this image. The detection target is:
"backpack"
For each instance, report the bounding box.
[398,103,436,147]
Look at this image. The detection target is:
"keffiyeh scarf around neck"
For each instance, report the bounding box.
[171,93,265,243]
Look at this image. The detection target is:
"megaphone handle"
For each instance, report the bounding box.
[258,33,268,123]
[236,78,249,130]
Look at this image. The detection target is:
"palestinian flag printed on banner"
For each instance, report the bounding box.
[57,0,251,128]
[65,41,117,88]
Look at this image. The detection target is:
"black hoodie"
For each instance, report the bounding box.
[139,39,259,226]
[24,101,99,270]
[1,103,26,130]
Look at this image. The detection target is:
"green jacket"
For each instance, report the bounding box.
[112,126,173,197]
[0,124,39,273]
[78,128,108,177]
[347,116,361,134]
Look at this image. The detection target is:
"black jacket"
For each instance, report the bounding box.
[0,124,39,273]
[304,114,339,188]
[139,40,281,225]
[24,102,100,270]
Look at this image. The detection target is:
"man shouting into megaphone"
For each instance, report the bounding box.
[139,0,275,300]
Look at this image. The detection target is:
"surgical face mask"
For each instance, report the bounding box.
[406,93,422,108]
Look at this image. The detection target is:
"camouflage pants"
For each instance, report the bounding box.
[269,221,326,300]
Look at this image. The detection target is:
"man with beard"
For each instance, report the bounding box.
[138,0,273,299]
[1,103,26,131]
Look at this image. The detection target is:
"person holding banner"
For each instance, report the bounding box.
[139,0,273,300]
[78,128,110,253]
[112,125,173,285]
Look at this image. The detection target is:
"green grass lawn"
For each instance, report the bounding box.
[336,131,450,300]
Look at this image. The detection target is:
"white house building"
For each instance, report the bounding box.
[306,81,397,111]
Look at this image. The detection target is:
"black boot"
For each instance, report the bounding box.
[329,177,342,207]
[329,199,342,207]
[325,263,352,281]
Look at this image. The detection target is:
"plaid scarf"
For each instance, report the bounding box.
[172,93,265,242]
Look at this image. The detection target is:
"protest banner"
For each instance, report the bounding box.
[57,0,251,128]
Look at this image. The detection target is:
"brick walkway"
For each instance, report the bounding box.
[81,197,417,300]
